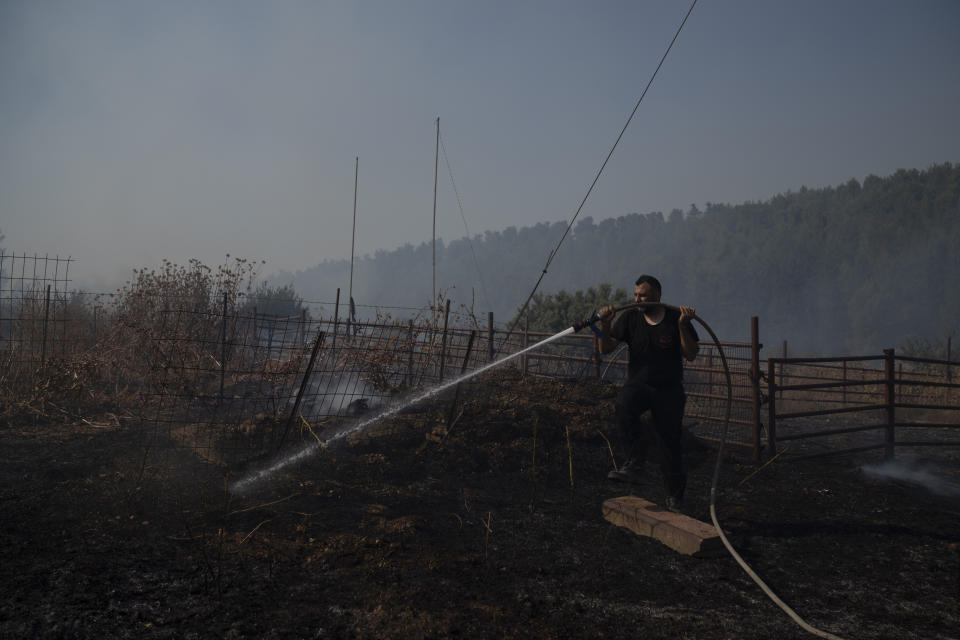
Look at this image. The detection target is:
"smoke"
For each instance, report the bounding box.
[297,373,381,419]
[861,459,960,499]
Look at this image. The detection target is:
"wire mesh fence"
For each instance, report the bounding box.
[0,249,769,470]
[0,252,74,370]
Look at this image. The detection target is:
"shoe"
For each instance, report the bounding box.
[607,459,645,483]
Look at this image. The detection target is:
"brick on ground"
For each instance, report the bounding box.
[602,496,725,557]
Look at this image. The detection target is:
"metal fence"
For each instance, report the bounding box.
[0,252,74,369]
[767,350,960,460]
[512,325,760,455]
[14,252,955,469]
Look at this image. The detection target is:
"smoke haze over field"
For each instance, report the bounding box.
[2,1,958,321]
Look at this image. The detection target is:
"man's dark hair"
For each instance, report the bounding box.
[634,274,662,294]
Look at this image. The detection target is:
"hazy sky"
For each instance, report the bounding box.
[2,0,958,291]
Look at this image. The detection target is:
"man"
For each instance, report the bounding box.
[597,275,698,511]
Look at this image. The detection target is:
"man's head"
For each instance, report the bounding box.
[634,274,662,303]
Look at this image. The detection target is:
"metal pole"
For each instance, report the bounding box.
[300,308,307,347]
[842,359,847,407]
[332,288,340,351]
[438,298,451,381]
[767,358,777,454]
[750,316,761,461]
[593,334,600,378]
[947,336,952,383]
[40,284,51,365]
[431,116,439,310]
[779,340,787,402]
[522,314,529,377]
[445,330,477,429]
[884,348,896,460]
[407,319,414,386]
[487,311,494,362]
[277,330,326,452]
[349,156,358,306]
[219,292,228,406]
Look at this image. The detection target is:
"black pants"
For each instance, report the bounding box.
[615,378,687,500]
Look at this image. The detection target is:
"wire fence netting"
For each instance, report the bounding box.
[1,254,760,470]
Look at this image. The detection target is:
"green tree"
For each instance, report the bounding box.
[240,282,308,318]
[516,283,629,333]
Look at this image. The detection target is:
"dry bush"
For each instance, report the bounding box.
[0,257,263,426]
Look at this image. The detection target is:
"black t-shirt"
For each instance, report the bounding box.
[609,307,698,386]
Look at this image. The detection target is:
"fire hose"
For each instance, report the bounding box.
[573,302,847,640]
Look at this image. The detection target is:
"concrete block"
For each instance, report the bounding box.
[602,496,726,557]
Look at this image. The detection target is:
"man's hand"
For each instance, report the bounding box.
[596,305,618,354]
[678,306,699,361]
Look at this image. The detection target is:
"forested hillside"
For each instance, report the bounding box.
[276,163,959,355]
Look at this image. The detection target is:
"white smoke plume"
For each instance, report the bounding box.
[862,459,960,499]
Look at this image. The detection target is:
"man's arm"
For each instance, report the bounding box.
[678,306,699,362]
[597,306,619,354]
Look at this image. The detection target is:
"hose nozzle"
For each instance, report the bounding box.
[571,308,605,338]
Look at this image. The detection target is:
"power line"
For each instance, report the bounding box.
[498,0,699,351]
[438,130,493,313]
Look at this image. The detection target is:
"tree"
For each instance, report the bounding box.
[239,282,308,318]
[516,283,629,333]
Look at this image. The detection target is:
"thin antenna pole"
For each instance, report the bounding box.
[349,156,358,304]
[432,116,439,309]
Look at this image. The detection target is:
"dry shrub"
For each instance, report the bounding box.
[0,256,263,426]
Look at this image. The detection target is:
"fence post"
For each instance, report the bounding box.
[40,284,51,365]
[707,345,715,398]
[488,311,494,362]
[439,299,451,381]
[779,340,787,401]
[300,308,307,347]
[884,348,896,460]
[767,358,777,454]
[332,288,340,351]
[407,319,414,387]
[842,360,847,407]
[251,306,259,360]
[593,334,600,378]
[446,330,477,430]
[751,316,761,461]
[522,314,529,377]
[219,292,228,407]
[947,336,952,383]
[277,330,326,452]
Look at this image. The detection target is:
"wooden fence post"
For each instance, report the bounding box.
[884,348,896,460]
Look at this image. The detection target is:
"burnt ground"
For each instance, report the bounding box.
[1,372,958,639]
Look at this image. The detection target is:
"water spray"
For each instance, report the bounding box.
[233,299,844,639]
[230,325,577,495]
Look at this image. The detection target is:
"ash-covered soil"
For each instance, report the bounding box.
[1,372,958,639]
